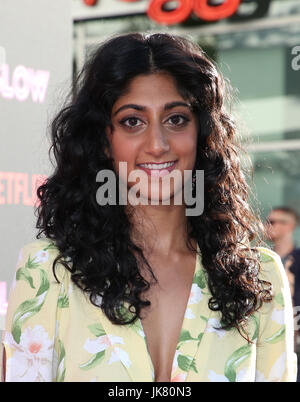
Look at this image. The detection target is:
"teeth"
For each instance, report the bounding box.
[139,161,175,170]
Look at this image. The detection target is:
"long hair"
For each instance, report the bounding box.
[35,32,272,342]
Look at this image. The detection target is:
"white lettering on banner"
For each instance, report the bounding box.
[0,171,47,206]
[0,63,50,103]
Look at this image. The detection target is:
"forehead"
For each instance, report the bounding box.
[112,73,185,106]
[268,210,294,221]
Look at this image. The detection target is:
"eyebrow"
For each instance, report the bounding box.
[112,101,192,117]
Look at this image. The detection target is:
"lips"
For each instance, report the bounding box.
[137,160,177,177]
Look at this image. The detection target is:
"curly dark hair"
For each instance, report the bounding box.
[35,32,272,342]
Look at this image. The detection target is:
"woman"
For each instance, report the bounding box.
[1,32,297,382]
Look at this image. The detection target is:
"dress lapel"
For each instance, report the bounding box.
[170,246,213,382]
[98,305,154,382]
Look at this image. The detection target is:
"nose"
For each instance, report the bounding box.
[144,122,170,157]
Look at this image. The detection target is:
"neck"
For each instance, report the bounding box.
[128,203,193,257]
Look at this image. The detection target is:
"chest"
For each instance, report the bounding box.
[139,254,196,381]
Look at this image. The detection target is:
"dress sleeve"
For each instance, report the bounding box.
[255,247,298,382]
[0,239,67,382]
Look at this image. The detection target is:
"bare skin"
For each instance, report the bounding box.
[140,248,197,382]
[130,205,197,382]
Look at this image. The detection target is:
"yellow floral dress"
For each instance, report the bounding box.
[0,238,297,382]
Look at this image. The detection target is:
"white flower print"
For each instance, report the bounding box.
[268,352,286,381]
[188,284,202,305]
[4,326,54,382]
[108,347,132,368]
[60,282,66,295]
[235,368,251,382]
[84,335,124,354]
[185,307,195,319]
[34,249,49,263]
[255,370,267,382]
[208,369,250,382]
[205,318,226,338]
[208,370,229,382]
[271,308,285,325]
[68,283,73,295]
[255,353,287,382]
[138,329,145,338]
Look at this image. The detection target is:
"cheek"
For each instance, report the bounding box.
[171,132,197,165]
[110,134,139,167]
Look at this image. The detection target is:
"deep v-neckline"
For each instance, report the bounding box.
[138,246,200,382]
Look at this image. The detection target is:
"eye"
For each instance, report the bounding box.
[167,114,190,127]
[119,116,143,129]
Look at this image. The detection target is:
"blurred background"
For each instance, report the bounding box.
[1,0,300,379]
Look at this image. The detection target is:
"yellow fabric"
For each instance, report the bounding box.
[1,238,297,382]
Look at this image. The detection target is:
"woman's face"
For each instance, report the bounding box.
[106,72,198,205]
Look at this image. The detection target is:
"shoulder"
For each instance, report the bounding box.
[17,238,67,282]
[256,246,281,266]
[254,246,294,328]
[252,247,297,382]
[20,237,58,254]
[255,246,288,292]
[5,238,71,331]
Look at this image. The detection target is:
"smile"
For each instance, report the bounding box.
[138,161,176,169]
[137,160,177,177]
